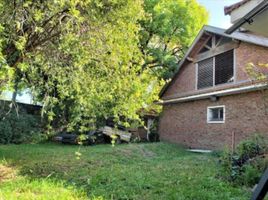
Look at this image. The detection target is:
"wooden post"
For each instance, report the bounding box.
[231,131,235,153]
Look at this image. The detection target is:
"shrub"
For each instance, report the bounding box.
[219,135,268,186]
[0,121,13,144]
[240,164,261,186]
[0,108,45,144]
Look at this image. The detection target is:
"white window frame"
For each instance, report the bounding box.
[207,105,225,124]
[233,48,236,83]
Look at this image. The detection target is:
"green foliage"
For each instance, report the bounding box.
[219,135,268,186]
[0,0,208,131]
[0,0,164,131]
[237,136,267,159]
[0,178,89,200]
[0,108,45,144]
[140,0,208,80]
[246,62,268,81]
[0,143,249,199]
[239,163,262,186]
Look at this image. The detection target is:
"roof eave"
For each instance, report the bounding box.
[159,83,267,105]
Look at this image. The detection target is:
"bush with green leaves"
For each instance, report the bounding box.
[218,135,268,186]
[0,108,45,144]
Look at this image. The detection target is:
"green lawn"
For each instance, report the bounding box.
[0,142,250,200]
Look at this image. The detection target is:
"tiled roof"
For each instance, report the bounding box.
[224,0,251,15]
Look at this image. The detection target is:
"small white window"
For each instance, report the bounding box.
[207,106,225,123]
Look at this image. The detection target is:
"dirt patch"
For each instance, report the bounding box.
[140,147,156,158]
[117,145,156,158]
[130,144,156,158]
[0,164,17,182]
[118,149,134,157]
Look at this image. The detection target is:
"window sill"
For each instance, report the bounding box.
[197,81,234,91]
[207,121,225,124]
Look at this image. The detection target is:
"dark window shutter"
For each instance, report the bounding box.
[215,50,234,85]
[197,58,213,89]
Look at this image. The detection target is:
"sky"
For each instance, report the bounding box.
[198,0,241,28]
[1,89,34,105]
[3,0,242,105]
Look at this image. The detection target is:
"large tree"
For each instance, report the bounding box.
[0,0,158,131]
[0,0,208,131]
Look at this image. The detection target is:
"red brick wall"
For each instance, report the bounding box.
[162,42,268,100]
[163,62,196,97]
[159,91,268,150]
[159,40,268,149]
[236,42,268,81]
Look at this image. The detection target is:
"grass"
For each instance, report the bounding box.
[0,142,250,200]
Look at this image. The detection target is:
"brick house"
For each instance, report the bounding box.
[158,25,268,150]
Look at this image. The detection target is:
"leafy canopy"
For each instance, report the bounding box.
[0,0,207,131]
[140,0,208,79]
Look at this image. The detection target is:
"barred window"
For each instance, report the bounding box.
[215,50,234,85]
[197,50,234,89]
[197,58,213,89]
